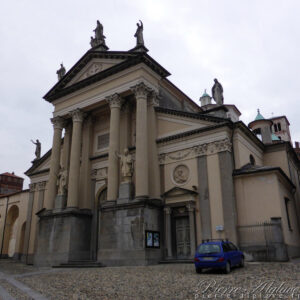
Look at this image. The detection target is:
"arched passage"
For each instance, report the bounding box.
[19,221,26,255]
[3,205,19,258]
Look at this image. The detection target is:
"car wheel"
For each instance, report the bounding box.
[239,257,245,268]
[196,267,202,274]
[224,262,231,274]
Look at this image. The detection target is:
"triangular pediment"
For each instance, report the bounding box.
[44,50,170,102]
[163,187,197,197]
[25,149,52,176]
[65,57,125,87]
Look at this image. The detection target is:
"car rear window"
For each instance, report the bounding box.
[197,244,221,254]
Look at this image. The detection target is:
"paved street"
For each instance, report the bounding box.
[0,259,299,299]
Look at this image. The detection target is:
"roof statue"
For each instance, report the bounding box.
[30,139,41,161]
[90,20,108,50]
[212,78,224,105]
[134,20,144,46]
[56,63,66,81]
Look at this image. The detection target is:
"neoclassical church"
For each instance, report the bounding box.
[2,21,300,266]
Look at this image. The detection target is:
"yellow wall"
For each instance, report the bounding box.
[235,173,281,225]
[0,191,29,256]
[233,131,263,168]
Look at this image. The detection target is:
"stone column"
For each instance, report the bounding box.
[187,204,196,257]
[164,207,173,258]
[62,123,71,170]
[147,91,161,199]
[67,109,84,208]
[106,93,123,201]
[131,82,151,198]
[44,116,65,210]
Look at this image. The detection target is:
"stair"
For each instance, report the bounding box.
[159,259,194,264]
[53,260,105,268]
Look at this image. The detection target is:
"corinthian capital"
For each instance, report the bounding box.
[131,82,152,99]
[106,93,123,109]
[70,108,85,123]
[148,90,160,107]
[51,116,65,130]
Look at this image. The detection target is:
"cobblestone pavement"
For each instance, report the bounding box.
[0,260,300,300]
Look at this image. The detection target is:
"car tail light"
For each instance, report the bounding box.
[194,257,200,262]
[217,257,225,262]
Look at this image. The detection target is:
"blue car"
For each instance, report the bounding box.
[194,239,244,274]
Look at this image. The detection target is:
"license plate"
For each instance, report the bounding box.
[203,257,214,261]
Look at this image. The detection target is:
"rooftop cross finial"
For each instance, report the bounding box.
[204,89,207,94]
[257,108,260,114]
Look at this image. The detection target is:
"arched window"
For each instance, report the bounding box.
[274,124,278,132]
[250,155,255,166]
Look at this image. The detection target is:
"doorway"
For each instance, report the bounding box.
[175,217,190,259]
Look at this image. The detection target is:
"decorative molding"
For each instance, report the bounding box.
[131,82,152,99]
[164,207,172,214]
[186,203,195,212]
[172,164,190,186]
[70,108,85,123]
[51,116,65,130]
[37,181,47,191]
[81,63,103,80]
[159,137,232,164]
[29,183,36,192]
[106,93,123,109]
[147,90,160,107]
[91,167,107,180]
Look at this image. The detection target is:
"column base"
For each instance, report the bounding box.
[34,208,92,267]
[98,199,164,266]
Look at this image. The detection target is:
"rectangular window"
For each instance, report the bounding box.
[284,198,292,231]
[97,133,109,150]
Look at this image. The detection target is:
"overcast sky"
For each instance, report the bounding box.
[1,0,300,187]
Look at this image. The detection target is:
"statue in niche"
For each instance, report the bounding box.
[56,63,66,81]
[30,139,41,160]
[116,148,133,181]
[212,78,224,105]
[134,20,144,46]
[57,166,68,196]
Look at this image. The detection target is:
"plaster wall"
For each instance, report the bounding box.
[234,173,281,225]
[233,131,263,168]
[264,150,289,176]
[0,191,29,257]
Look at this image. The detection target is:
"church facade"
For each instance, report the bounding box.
[12,21,300,266]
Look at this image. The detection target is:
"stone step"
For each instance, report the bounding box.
[53,261,105,268]
[159,259,194,264]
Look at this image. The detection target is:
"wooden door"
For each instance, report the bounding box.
[175,217,190,259]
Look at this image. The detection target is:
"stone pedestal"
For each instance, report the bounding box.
[34,208,92,267]
[54,195,67,211]
[117,182,133,204]
[98,199,163,266]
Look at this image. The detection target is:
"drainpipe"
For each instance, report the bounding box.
[1,196,9,257]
